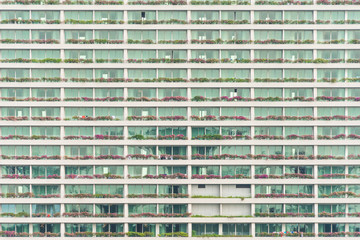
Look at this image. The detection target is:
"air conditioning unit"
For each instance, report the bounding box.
[292,148,296,155]
[42,111,46,117]
[266,17,270,21]
[18,186,23,193]
[142,17,146,21]
[231,35,235,40]
[291,92,295,98]
[103,167,109,174]
[18,17,22,20]
[165,55,171,59]
[102,18,108,21]
[40,17,46,23]
[199,36,206,40]
[292,55,296,61]
[141,149,147,155]
[142,111,149,116]
[79,36,85,40]
[17,111,22,117]
[102,74,108,78]
[199,17,206,21]
[79,55,86,59]
[199,55,206,60]
[142,167,148,176]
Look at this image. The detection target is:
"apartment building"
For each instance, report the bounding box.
[0,0,360,238]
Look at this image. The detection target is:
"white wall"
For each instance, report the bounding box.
[192,204,220,216]
[222,204,251,216]
[222,185,250,197]
[191,184,220,196]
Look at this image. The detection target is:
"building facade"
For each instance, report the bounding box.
[0,0,360,238]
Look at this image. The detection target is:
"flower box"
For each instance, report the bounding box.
[157,134,186,140]
[2,174,29,179]
[127,115,157,121]
[255,193,314,198]
[159,116,186,121]
[126,154,158,160]
[141,173,187,179]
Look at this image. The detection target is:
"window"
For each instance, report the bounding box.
[192,224,219,236]
[128,166,156,177]
[31,11,60,21]
[95,146,124,158]
[128,11,156,21]
[255,166,283,176]
[317,30,345,43]
[191,30,219,40]
[128,224,156,236]
[33,224,60,236]
[285,166,313,175]
[65,30,92,41]
[32,166,60,179]
[65,166,93,176]
[286,224,313,234]
[94,11,123,21]
[96,224,123,234]
[32,185,60,197]
[223,223,250,236]
[1,10,29,20]
[255,224,282,236]
[284,11,313,22]
[159,224,187,236]
[95,50,123,62]
[318,166,345,178]
[1,88,30,101]
[318,185,346,198]
[128,30,155,41]
[317,146,345,158]
[254,11,282,21]
[32,88,60,99]
[64,145,93,159]
[65,224,92,235]
[31,30,59,41]
[1,224,29,235]
[318,224,345,233]
[64,88,92,100]
[64,50,92,61]
[0,50,30,60]
[192,69,219,79]
[254,69,282,80]
[284,50,313,61]
[285,146,313,159]
[158,11,187,22]
[317,50,344,61]
[1,166,29,176]
[221,30,249,41]
[32,204,60,217]
[221,11,250,22]
[191,11,219,21]
[222,166,250,178]
[158,166,187,175]
[317,11,344,23]
[1,30,29,41]
[254,30,282,40]
[128,69,156,79]
[284,30,312,42]
[64,11,92,21]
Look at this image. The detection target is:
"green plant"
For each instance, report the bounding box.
[129,134,145,140]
